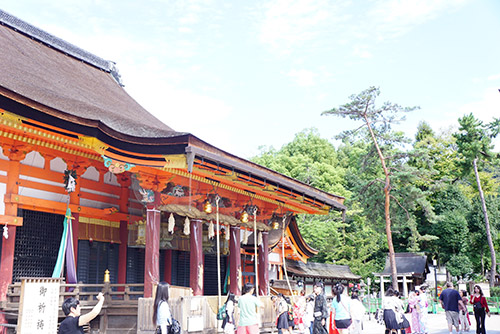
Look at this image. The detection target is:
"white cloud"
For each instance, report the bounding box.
[366,0,470,41]
[458,87,500,122]
[487,73,500,81]
[287,69,316,87]
[255,0,346,55]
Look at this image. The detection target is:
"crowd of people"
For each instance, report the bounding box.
[144,280,492,334]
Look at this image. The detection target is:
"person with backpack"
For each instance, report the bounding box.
[220,293,236,334]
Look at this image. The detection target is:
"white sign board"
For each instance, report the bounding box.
[17,278,60,334]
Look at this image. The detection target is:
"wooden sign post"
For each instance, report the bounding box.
[17,278,61,334]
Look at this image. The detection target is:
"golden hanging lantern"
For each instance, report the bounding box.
[203,200,212,213]
[240,211,249,223]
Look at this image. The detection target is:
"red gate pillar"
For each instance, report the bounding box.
[229,226,241,295]
[164,249,172,284]
[144,205,161,298]
[258,231,269,296]
[0,144,26,304]
[190,219,204,296]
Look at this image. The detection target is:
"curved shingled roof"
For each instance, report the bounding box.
[0,9,181,140]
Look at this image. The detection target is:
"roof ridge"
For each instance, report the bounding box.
[0,9,123,86]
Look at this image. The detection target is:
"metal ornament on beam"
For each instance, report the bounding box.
[103,155,135,174]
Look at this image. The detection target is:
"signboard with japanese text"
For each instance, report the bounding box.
[17,278,61,334]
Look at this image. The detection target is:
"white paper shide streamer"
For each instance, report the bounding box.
[208,221,215,239]
[184,216,190,235]
[168,213,175,234]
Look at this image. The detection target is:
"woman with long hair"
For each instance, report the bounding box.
[330,283,352,334]
[470,285,490,334]
[153,282,172,334]
[222,293,237,334]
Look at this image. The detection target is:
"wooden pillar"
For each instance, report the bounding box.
[117,174,131,287]
[164,249,172,284]
[144,205,160,298]
[258,231,269,296]
[0,144,26,303]
[190,219,203,296]
[229,226,241,295]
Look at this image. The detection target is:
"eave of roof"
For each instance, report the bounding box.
[285,259,361,280]
[0,9,347,214]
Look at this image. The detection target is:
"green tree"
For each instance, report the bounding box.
[322,87,418,289]
[453,114,500,287]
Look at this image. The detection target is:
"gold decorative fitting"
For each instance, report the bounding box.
[240,211,249,223]
[104,269,110,283]
[135,220,146,245]
[203,200,212,214]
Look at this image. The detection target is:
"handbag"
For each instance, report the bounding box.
[473,301,482,309]
[169,318,181,334]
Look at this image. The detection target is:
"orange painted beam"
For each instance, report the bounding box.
[0,215,23,226]
[6,194,134,222]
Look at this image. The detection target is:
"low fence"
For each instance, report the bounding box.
[362,297,500,314]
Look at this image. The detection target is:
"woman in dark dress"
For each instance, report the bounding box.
[312,282,329,334]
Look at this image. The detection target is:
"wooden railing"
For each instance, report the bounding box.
[2,281,145,314]
[2,282,277,333]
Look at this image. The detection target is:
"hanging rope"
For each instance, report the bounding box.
[281,213,295,302]
[216,195,222,312]
[253,206,259,296]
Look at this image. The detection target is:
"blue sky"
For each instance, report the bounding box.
[2,0,500,159]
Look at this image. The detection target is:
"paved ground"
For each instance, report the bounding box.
[360,313,500,334]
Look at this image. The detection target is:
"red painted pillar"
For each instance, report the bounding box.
[258,232,269,296]
[0,145,25,304]
[229,226,241,295]
[118,220,128,287]
[190,219,204,296]
[144,205,161,298]
[164,249,172,284]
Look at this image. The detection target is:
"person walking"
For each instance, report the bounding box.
[439,282,465,334]
[459,290,470,332]
[382,288,404,334]
[152,282,173,334]
[330,283,352,334]
[408,291,421,334]
[276,294,291,334]
[312,282,329,334]
[60,292,104,334]
[237,282,263,334]
[222,293,237,334]
[303,294,315,334]
[349,288,366,334]
[469,285,490,334]
[418,286,429,334]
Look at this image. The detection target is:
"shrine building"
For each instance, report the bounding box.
[0,9,347,330]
